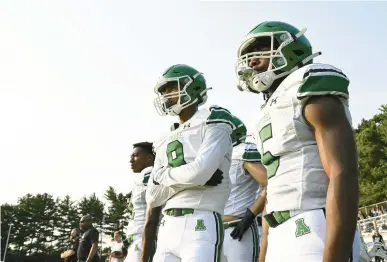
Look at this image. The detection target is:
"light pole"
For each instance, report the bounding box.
[1,224,12,262]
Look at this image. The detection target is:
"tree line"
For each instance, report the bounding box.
[357,105,387,207]
[1,186,131,257]
[1,104,387,258]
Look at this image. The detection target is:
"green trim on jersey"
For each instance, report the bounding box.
[206,106,235,129]
[142,169,152,185]
[297,68,349,99]
[213,212,224,262]
[242,143,262,162]
[207,106,245,145]
[142,175,150,185]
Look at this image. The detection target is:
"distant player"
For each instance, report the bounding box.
[141,64,241,262]
[125,142,155,262]
[235,21,360,261]
[223,119,267,262]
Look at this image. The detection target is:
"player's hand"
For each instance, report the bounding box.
[230,208,256,241]
[205,169,223,186]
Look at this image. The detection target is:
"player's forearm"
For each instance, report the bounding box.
[259,208,268,262]
[141,206,161,262]
[249,195,266,216]
[146,184,183,208]
[324,172,358,262]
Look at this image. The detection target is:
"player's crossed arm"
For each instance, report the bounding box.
[153,124,232,187]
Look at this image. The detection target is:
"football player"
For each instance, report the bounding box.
[235,21,360,261]
[141,64,240,262]
[124,142,155,262]
[223,119,267,262]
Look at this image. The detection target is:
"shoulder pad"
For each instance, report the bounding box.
[242,142,261,162]
[206,105,244,140]
[295,63,349,100]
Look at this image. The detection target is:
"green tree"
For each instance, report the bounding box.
[17,193,58,255]
[78,193,105,224]
[55,195,80,251]
[103,186,132,239]
[356,105,387,207]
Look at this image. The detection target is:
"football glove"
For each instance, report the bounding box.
[205,169,223,186]
[230,208,255,241]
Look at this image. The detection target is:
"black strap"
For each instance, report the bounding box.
[263,213,280,228]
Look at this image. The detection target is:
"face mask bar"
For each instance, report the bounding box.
[235,28,322,93]
[153,76,194,116]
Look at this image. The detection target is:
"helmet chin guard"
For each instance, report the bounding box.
[235,24,321,94]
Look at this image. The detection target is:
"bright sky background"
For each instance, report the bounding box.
[1,0,386,205]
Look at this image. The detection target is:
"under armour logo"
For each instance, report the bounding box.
[270,97,278,106]
[183,123,191,129]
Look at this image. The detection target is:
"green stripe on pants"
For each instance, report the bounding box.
[213,212,224,262]
[250,219,260,262]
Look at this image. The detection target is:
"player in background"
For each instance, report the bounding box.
[141,64,242,262]
[222,119,267,262]
[235,21,359,261]
[124,142,155,262]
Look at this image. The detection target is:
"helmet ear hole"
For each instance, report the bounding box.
[293,50,304,57]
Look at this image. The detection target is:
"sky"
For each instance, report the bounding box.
[1,0,386,205]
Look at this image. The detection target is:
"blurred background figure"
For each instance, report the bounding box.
[109,231,126,262]
[60,228,80,262]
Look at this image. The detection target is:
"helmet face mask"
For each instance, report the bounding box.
[236,21,319,94]
[153,64,209,116]
[153,76,195,116]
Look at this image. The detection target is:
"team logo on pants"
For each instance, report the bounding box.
[295,218,311,237]
[195,219,207,231]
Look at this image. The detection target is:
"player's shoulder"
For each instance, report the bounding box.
[286,63,349,100]
[232,142,261,162]
[205,105,243,135]
[152,134,168,155]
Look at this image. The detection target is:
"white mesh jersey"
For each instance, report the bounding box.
[224,142,261,217]
[150,107,237,215]
[253,63,352,213]
[126,166,153,236]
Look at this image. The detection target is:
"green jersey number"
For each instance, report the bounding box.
[259,123,280,179]
[166,140,186,168]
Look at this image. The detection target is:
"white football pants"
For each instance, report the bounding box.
[223,219,259,262]
[124,234,142,262]
[153,210,224,262]
[265,209,361,262]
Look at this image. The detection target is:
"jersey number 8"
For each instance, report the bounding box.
[166,140,186,168]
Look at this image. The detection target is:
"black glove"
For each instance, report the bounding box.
[230,208,256,241]
[205,169,223,186]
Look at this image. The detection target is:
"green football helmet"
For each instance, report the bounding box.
[153,64,209,116]
[235,21,321,93]
[231,115,247,147]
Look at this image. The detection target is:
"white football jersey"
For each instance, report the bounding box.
[254,63,351,213]
[151,107,236,215]
[126,166,152,236]
[224,142,261,217]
